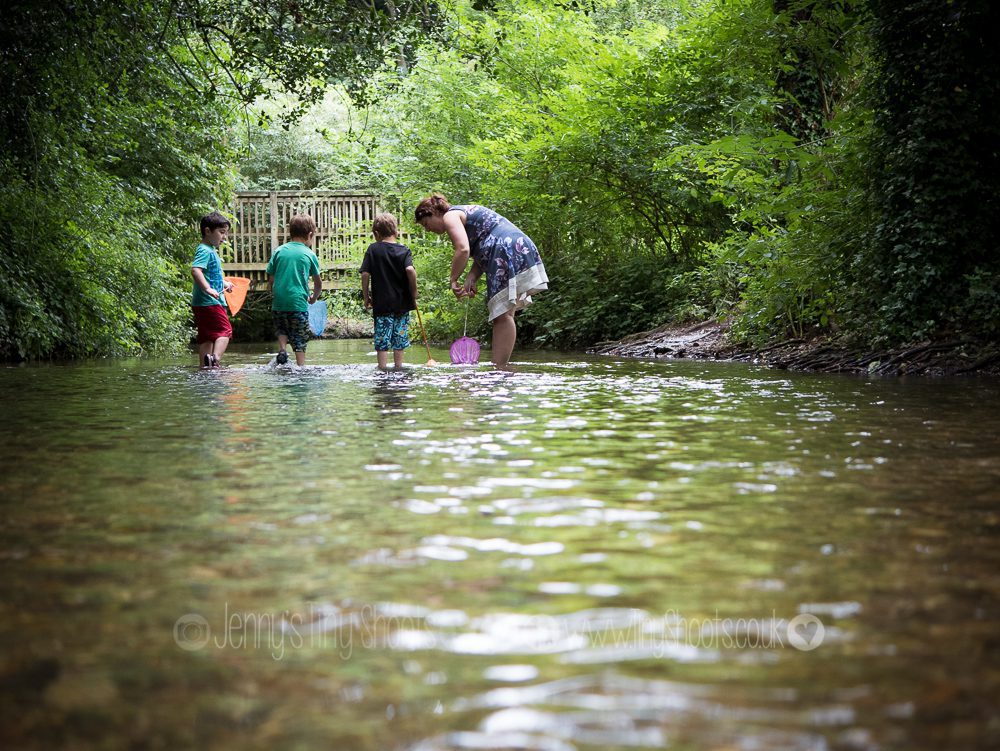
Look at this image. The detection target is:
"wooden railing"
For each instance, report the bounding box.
[224,190,381,290]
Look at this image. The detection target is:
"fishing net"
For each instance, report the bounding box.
[450,301,480,364]
[308,299,327,337]
[223,276,250,316]
[450,336,480,364]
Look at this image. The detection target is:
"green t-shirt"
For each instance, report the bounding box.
[191,243,227,308]
[266,241,321,312]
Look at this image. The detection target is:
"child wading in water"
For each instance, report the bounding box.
[266,214,322,366]
[360,213,418,371]
[191,211,235,368]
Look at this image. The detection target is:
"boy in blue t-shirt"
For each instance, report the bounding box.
[191,211,234,368]
[266,214,322,366]
[360,212,418,371]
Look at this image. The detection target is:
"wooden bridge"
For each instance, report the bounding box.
[224,190,385,290]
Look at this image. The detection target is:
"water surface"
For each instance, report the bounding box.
[1,341,998,750]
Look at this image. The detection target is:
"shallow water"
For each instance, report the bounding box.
[1,340,999,750]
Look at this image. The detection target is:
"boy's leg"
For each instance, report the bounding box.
[198,341,212,366]
[193,306,214,367]
[211,306,234,365]
[288,311,310,366]
[390,313,409,370]
[491,311,516,369]
[272,311,289,364]
[275,335,290,364]
[212,336,230,364]
[373,315,393,370]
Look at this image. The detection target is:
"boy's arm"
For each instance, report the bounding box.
[406,266,418,302]
[361,272,372,309]
[265,249,278,291]
[306,255,322,304]
[192,267,220,299]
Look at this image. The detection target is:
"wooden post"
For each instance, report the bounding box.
[269,191,278,250]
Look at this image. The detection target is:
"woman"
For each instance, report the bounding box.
[414,194,548,368]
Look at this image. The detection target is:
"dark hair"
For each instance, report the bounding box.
[414,193,451,222]
[372,212,399,240]
[200,211,231,235]
[288,214,317,239]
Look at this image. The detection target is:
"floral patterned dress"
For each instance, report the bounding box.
[448,205,549,322]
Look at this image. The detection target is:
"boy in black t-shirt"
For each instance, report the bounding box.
[360,213,419,370]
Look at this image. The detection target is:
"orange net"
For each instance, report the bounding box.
[224,276,251,316]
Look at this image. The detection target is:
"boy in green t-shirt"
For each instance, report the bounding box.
[266,214,322,366]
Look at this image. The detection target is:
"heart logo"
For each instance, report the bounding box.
[787,614,825,651]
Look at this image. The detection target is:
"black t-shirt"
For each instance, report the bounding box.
[359,241,415,316]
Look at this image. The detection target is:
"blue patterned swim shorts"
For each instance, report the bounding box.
[373,313,410,351]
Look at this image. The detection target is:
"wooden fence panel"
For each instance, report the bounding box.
[224,191,383,290]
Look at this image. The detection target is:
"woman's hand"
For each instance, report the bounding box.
[450,279,466,299]
[462,276,477,298]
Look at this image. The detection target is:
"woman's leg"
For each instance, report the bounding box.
[491,311,516,368]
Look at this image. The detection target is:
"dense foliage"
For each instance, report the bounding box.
[3,0,997,358]
[861,0,1000,342]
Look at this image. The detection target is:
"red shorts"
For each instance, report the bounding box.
[193,305,233,344]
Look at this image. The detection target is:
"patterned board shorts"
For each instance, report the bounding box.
[374,313,410,351]
[272,311,311,352]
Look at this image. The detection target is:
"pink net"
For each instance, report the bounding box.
[450,336,480,365]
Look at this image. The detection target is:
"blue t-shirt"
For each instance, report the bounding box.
[191,243,227,308]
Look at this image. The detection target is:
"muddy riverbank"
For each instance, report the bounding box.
[590,321,1000,376]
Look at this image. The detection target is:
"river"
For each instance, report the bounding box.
[1,340,998,749]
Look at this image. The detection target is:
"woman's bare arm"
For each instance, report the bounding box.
[444,211,471,297]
